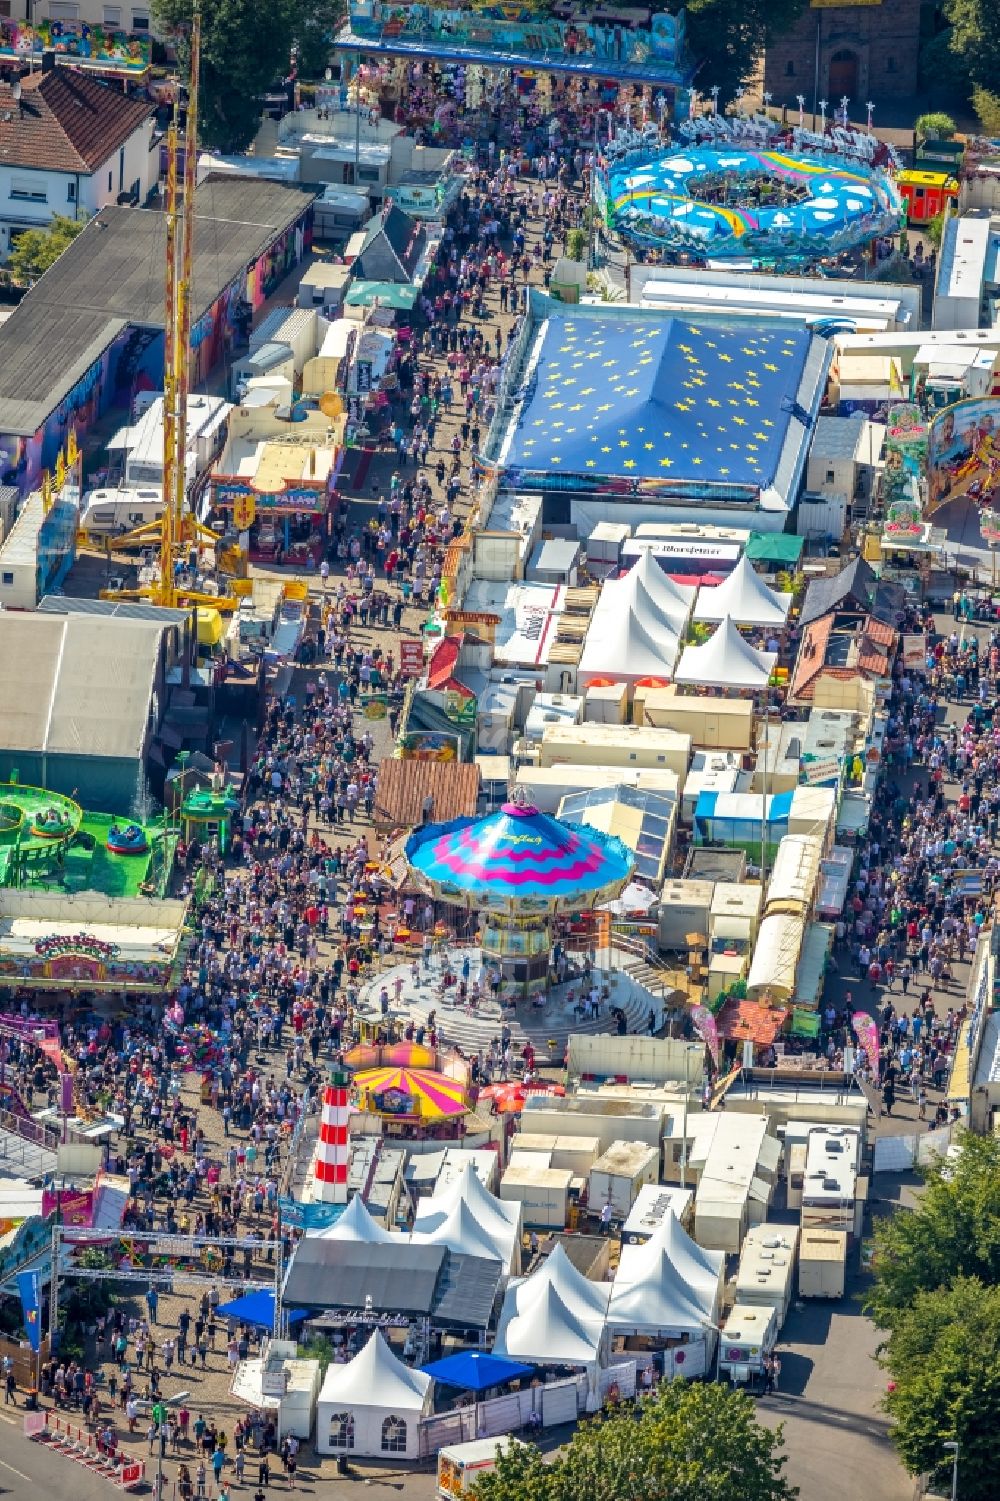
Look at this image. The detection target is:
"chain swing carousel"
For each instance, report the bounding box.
[404,793,633,997]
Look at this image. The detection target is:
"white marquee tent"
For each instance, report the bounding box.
[615,1210,724,1319]
[412,1196,509,1266]
[493,1244,610,1395]
[579,553,695,686]
[693,555,792,629]
[412,1162,522,1273]
[309,1195,396,1243]
[746,911,806,1000]
[673,615,776,691]
[315,1331,433,1459]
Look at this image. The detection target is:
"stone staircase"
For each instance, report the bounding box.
[364,940,678,1060]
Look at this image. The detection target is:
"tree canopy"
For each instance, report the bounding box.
[471,1381,797,1501]
[944,0,1000,104]
[8,215,86,286]
[881,1278,1000,1501]
[680,0,809,107]
[866,1132,1000,1331]
[153,0,300,153]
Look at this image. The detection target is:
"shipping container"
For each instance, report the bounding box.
[588,1140,660,1220]
[798,1229,847,1298]
[499,1165,571,1229]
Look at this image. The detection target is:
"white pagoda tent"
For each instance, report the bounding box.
[616,1210,724,1316]
[493,1245,610,1401]
[628,550,697,635]
[315,1331,433,1459]
[412,1162,522,1273]
[578,552,695,687]
[309,1194,396,1243]
[673,615,776,691]
[693,555,792,628]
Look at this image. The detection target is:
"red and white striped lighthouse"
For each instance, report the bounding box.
[314,1066,350,1204]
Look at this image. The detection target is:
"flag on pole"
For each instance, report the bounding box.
[16,1269,42,1353]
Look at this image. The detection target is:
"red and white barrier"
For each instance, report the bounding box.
[25,1409,146,1489]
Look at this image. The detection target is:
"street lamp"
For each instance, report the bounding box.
[710,84,719,117]
[866,100,875,132]
[840,94,850,127]
[819,98,828,133]
[943,1441,959,1501]
[796,93,805,128]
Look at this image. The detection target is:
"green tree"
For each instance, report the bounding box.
[153,0,301,152]
[944,0,1000,102]
[679,0,810,107]
[472,1382,797,1501]
[565,227,587,262]
[881,1278,1000,1501]
[866,1133,1000,1331]
[7,214,86,285]
[914,111,957,142]
[973,86,1000,136]
[295,0,345,79]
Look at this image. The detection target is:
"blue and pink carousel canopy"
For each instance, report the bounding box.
[404,801,633,915]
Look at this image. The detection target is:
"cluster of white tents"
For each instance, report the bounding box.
[310,1163,522,1274]
[494,1211,724,1401]
[580,552,790,694]
[579,550,695,686]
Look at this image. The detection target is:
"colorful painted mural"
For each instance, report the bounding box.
[0,18,151,75]
[927,397,1000,514]
[339,0,691,84]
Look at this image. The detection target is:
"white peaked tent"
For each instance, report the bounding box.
[413,1162,522,1273]
[693,555,792,628]
[674,615,777,690]
[579,553,695,686]
[607,1250,712,1336]
[493,1244,611,1397]
[310,1195,395,1243]
[315,1331,433,1459]
[615,1210,724,1318]
[412,1196,507,1265]
[630,550,697,635]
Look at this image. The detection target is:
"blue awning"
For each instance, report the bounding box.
[216,1290,308,1328]
[421,1351,534,1391]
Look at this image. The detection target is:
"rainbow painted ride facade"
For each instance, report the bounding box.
[405,798,632,994]
[599,117,902,268]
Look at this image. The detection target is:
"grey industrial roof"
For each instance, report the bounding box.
[809,413,869,461]
[0,177,315,436]
[284,1241,445,1314]
[0,612,163,761]
[38,595,192,626]
[283,1240,501,1328]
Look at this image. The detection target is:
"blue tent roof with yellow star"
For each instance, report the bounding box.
[500,312,811,490]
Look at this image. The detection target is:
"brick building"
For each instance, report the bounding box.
[763,0,922,111]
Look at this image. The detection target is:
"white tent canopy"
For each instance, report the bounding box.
[315,1331,433,1460]
[412,1196,508,1266]
[616,1210,724,1316]
[412,1162,522,1273]
[607,1248,713,1336]
[693,555,792,628]
[493,1244,610,1381]
[629,550,697,635]
[746,911,806,999]
[579,553,695,685]
[674,615,776,690]
[309,1195,396,1243]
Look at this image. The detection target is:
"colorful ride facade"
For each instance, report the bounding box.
[599,119,902,268]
